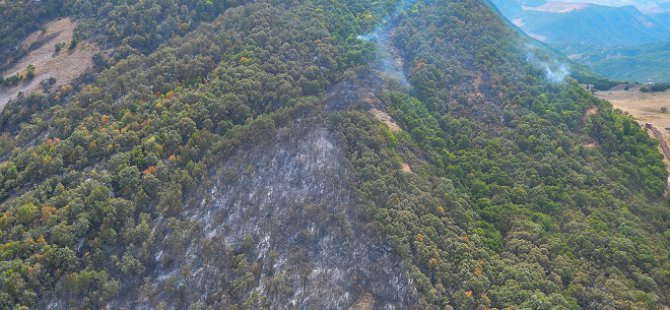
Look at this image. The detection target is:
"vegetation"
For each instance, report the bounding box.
[588,42,670,84]
[54,42,66,54]
[0,0,669,309]
[0,75,22,88]
[641,83,670,93]
[571,66,619,91]
[25,64,35,80]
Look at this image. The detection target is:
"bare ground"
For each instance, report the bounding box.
[0,18,98,110]
[349,293,375,310]
[369,108,402,132]
[401,163,412,174]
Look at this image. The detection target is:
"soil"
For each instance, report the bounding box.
[349,293,375,310]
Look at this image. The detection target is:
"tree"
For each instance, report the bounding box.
[69,37,78,51]
[25,64,35,80]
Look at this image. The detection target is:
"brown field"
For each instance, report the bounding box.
[0,18,98,110]
[523,2,588,13]
[595,86,670,131]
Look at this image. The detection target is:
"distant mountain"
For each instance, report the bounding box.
[494,1,670,47]
[576,41,670,83]
[534,0,670,12]
[655,12,670,28]
[492,0,670,83]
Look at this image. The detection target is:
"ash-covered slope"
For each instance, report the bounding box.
[122,126,416,309]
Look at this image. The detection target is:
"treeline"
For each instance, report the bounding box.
[641,82,670,93]
[570,65,620,91]
[0,75,22,88]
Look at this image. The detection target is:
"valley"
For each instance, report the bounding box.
[595,86,670,130]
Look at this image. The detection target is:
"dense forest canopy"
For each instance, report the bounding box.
[0,0,669,309]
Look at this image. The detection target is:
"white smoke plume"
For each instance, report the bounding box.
[357,0,418,86]
[525,44,571,83]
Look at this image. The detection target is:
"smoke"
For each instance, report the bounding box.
[525,45,570,83]
[357,0,417,41]
[543,62,570,83]
[357,0,418,86]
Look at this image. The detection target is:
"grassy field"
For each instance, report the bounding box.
[595,85,670,129]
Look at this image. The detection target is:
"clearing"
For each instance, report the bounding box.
[0,18,98,110]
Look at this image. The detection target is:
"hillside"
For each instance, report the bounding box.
[1,0,670,309]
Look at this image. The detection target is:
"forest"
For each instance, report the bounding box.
[1,0,669,309]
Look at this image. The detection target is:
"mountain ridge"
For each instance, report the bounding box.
[0,0,669,309]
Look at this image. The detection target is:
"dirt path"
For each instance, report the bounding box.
[581,105,599,124]
[647,123,670,168]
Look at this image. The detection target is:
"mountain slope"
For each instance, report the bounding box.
[490,0,670,83]
[577,41,670,83]
[492,1,670,47]
[1,0,669,309]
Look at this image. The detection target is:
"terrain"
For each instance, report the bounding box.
[550,0,670,13]
[1,0,669,309]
